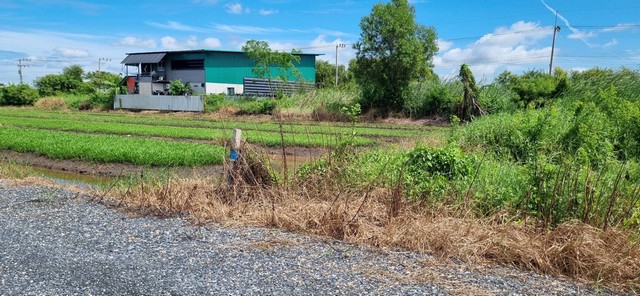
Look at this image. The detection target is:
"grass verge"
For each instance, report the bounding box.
[103,145,639,292]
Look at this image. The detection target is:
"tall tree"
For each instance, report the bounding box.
[242,40,301,85]
[62,65,84,82]
[353,0,438,113]
[315,60,350,88]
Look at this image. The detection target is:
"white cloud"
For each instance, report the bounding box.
[434,21,553,78]
[116,36,157,48]
[202,37,222,48]
[226,2,249,14]
[213,23,284,34]
[160,36,212,50]
[259,9,278,15]
[309,35,354,66]
[161,36,179,49]
[603,39,619,48]
[146,21,209,33]
[0,29,128,84]
[601,24,636,33]
[437,39,453,52]
[53,47,90,58]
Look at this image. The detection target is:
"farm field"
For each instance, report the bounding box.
[0,107,441,172]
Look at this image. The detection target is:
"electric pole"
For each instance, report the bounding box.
[335,44,345,87]
[98,58,111,72]
[17,58,30,84]
[549,11,561,75]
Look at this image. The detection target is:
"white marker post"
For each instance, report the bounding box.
[230,129,242,161]
[228,129,242,184]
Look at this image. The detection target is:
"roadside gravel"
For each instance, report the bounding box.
[0,181,620,295]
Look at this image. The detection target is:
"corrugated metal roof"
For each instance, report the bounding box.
[121,53,166,64]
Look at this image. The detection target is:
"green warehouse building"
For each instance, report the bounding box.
[121,49,320,96]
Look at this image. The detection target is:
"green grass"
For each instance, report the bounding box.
[0,115,374,147]
[0,107,436,138]
[0,126,225,166]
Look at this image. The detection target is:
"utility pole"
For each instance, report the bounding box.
[98,58,111,72]
[17,58,30,84]
[335,44,345,87]
[549,11,561,75]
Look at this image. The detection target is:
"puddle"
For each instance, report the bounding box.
[266,152,319,173]
[28,166,114,189]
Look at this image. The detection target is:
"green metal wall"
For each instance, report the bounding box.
[201,51,316,84]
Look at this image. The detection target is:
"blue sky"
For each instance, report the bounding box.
[1,0,639,84]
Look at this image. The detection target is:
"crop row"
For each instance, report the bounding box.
[0,115,374,147]
[0,126,225,166]
[0,108,435,138]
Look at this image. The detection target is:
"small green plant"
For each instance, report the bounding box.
[204,94,225,112]
[236,99,277,115]
[169,80,193,96]
[403,144,472,200]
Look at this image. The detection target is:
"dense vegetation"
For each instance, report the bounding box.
[0,126,224,166]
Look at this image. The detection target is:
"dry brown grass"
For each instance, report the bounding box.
[104,161,640,292]
[34,97,67,110]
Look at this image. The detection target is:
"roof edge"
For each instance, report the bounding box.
[124,49,323,56]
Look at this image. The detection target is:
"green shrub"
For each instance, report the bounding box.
[477,84,518,114]
[89,89,115,110]
[499,70,567,108]
[563,68,640,103]
[67,97,92,110]
[236,99,278,115]
[34,74,81,96]
[403,144,473,200]
[203,94,225,112]
[311,101,361,122]
[168,80,193,96]
[0,84,39,106]
[403,79,462,118]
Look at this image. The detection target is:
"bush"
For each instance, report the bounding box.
[204,94,225,113]
[403,144,473,200]
[0,84,39,106]
[500,70,567,108]
[563,68,640,103]
[67,96,92,110]
[34,97,67,110]
[311,101,361,122]
[236,98,278,115]
[89,89,115,110]
[477,84,518,114]
[403,79,462,118]
[168,80,192,96]
[34,74,80,96]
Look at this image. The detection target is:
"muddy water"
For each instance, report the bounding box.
[28,166,114,189]
[266,152,319,172]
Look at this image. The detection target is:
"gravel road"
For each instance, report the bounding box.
[0,181,620,295]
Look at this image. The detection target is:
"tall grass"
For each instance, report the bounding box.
[561,68,640,103]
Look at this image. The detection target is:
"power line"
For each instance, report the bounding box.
[17,58,30,84]
[98,58,111,72]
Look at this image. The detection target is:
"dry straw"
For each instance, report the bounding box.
[105,144,640,292]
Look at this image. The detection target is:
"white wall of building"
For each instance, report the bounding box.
[206,82,244,95]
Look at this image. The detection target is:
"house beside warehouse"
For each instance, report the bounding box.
[120,49,319,97]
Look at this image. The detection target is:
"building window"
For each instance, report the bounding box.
[227,87,235,96]
[171,59,204,70]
